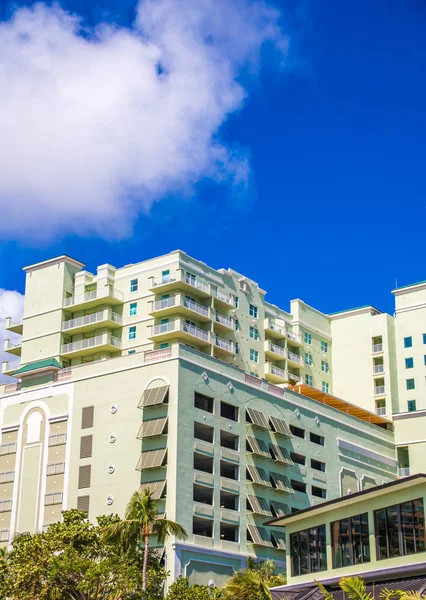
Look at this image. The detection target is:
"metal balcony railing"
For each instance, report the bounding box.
[62,310,122,331]
[214,336,233,352]
[372,343,383,353]
[61,333,121,354]
[373,364,384,374]
[287,350,302,365]
[398,468,410,478]
[271,365,286,379]
[287,331,301,344]
[183,297,209,318]
[215,313,233,328]
[376,407,386,416]
[182,322,210,342]
[374,385,385,395]
[64,287,123,307]
[270,343,285,357]
[4,339,21,351]
[214,289,233,305]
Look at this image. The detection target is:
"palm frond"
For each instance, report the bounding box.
[380,588,403,600]
[225,568,272,600]
[398,593,425,600]
[339,576,374,600]
[152,518,188,544]
[316,580,334,600]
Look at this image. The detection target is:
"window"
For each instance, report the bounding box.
[221,401,239,422]
[129,302,138,316]
[375,499,425,560]
[193,452,213,474]
[193,484,213,505]
[235,319,239,331]
[424,355,426,366]
[405,357,414,369]
[160,343,169,349]
[290,452,306,466]
[310,432,325,446]
[423,333,426,344]
[249,326,259,340]
[321,340,328,353]
[321,361,329,373]
[194,422,214,443]
[290,424,305,439]
[305,374,313,386]
[305,353,313,365]
[408,400,417,413]
[406,378,415,391]
[185,271,196,286]
[290,525,326,576]
[193,516,213,538]
[311,459,325,472]
[220,430,239,451]
[250,349,259,363]
[194,392,214,413]
[304,332,312,345]
[161,269,170,282]
[128,326,136,340]
[331,513,370,568]
[128,350,136,355]
[130,278,138,292]
[249,304,258,318]
[220,490,239,510]
[221,523,239,542]
[404,336,413,348]
[220,460,238,480]
[235,343,239,355]
[291,480,307,493]
[235,297,239,309]
[312,486,326,499]
[322,382,329,393]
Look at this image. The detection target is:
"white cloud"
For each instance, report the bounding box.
[0,290,24,384]
[0,0,287,240]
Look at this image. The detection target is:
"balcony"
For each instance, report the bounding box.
[150,319,211,347]
[374,385,385,396]
[60,333,122,358]
[264,363,288,384]
[373,364,384,374]
[64,286,123,310]
[376,407,387,416]
[372,343,383,354]
[288,371,302,384]
[2,360,20,377]
[214,336,234,356]
[264,341,286,361]
[214,312,234,333]
[264,318,286,339]
[5,317,23,335]
[150,271,211,298]
[213,288,234,309]
[287,330,302,346]
[287,350,302,367]
[3,339,22,357]
[62,309,122,334]
[398,468,410,478]
[150,295,211,322]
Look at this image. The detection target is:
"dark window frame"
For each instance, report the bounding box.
[374,498,425,560]
[331,512,370,568]
[290,525,327,576]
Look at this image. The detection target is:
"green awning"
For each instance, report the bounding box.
[13,358,62,376]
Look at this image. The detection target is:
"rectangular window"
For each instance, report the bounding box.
[405,357,414,369]
[322,382,329,393]
[312,486,326,499]
[404,336,413,348]
[289,425,305,439]
[304,332,312,345]
[235,319,239,331]
[130,278,138,292]
[310,432,325,446]
[128,350,136,355]
[408,400,417,413]
[250,349,259,363]
[221,401,239,422]
[311,459,325,472]
[194,392,214,413]
[235,297,239,309]
[249,326,259,340]
[129,302,138,316]
[290,452,306,466]
[331,513,370,568]
[423,333,426,344]
[305,374,313,386]
[249,304,258,318]
[185,272,196,286]
[321,360,329,373]
[424,355,426,366]
[406,378,415,391]
[161,269,170,282]
[305,353,313,365]
[81,406,94,429]
[128,326,136,341]
[374,499,425,560]
[235,342,239,355]
[290,525,327,576]
[160,343,169,349]
[320,340,328,353]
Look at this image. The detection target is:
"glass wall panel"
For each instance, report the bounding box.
[374,498,425,560]
[331,513,370,568]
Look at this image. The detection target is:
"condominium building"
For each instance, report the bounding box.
[0,251,423,585]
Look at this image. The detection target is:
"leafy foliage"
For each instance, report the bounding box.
[225,559,286,600]
[166,575,212,600]
[317,576,426,600]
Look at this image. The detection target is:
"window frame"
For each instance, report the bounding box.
[321,360,329,373]
[130,278,138,293]
[374,498,425,560]
[305,374,313,386]
[249,326,259,340]
[320,340,328,353]
[305,353,313,365]
[331,512,370,568]
[304,332,312,345]
[128,326,137,341]
[129,302,138,317]
[249,304,258,319]
[405,357,414,369]
[290,525,327,576]
[406,378,415,391]
[404,336,413,348]
[250,348,259,363]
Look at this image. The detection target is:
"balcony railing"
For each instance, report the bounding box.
[287,331,301,344]
[265,319,286,336]
[183,297,209,318]
[153,297,176,311]
[152,274,177,287]
[398,468,410,478]
[374,385,385,395]
[61,333,122,354]
[269,343,285,358]
[182,322,210,342]
[152,320,210,343]
[287,350,302,365]
[64,287,123,308]
[214,336,233,353]
[373,364,384,374]
[372,343,383,353]
[376,406,386,416]
[270,365,286,379]
[4,339,22,351]
[288,372,301,383]
[215,313,233,329]
[62,309,122,331]
[6,317,22,329]
[152,322,176,336]
[214,289,233,305]
[2,360,20,374]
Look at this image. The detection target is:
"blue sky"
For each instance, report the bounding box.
[0,0,425,317]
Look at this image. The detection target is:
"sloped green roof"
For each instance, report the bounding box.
[13,358,62,376]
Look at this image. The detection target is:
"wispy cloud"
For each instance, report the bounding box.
[0,0,287,241]
[0,290,24,384]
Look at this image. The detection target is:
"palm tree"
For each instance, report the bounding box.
[225,568,273,600]
[106,488,187,598]
[317,576,426,600]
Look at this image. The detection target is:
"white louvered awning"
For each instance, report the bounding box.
[271,529,286,550]
[246,494,272,516]
[246,435,270,457]
[246,408,269,429]
[139,480,166,499]
[247,525,273,547]
[137,417,168,439]
[270,472,294,493]
[270,500,290,518]
[246,465,271,487]
[269,416,292,437]
[138,386,169,409]
[135,448,167,471]
[269,443,293,465]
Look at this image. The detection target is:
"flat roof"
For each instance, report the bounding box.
[23,255,85,272]
[328,305,382,317]
[265,473,426,527]
[392,280,426,293]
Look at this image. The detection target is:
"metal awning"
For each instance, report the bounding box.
[269,416,292,437]
[139,480,166,499]
[137,417,168,439]
[138,385,169,409]
[247,494,272,516]
[270,472,294,493]
[246,408,269,429]
[271,529,286,550]
[271,500,290,518]
[270,443,293,465]
[135,448,167,471]
[246,435,270,457]
[246,465,271,487]
[247,525,273,547]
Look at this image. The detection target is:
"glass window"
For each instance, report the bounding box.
[321,360,329,373]
[423,334,426,344]
[310,432,325,446]
[235,319,239,331]
[305,374,313,386]
[249,304,258,318]
[305,353,313,365]
[374,498,425,560]
[404,336,413,348]
[129,302,138,316]
[405,357,414,369]
[160,342,169,349]
[130,278,138,292]
[128,326,136,340]
[322,382,329,393]
[290,425,305,439]
[424,355,426,366]
[290,525,327,576]
[304,332,312,345]
[128,350,136,355]
[406,378,415,390]
[161,269,170,282]
[249,349,259,363]
[235,342,239,355]
[235,297,239,309]
[321,340,328,353]
[408,400,417,412]
[249,326,259,340]
[331,513,370,568]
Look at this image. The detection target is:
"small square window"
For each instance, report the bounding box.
[161,269,170,282]
[405,357,414,369]
[128,350,136,355]
[235,297,239,309]
[130,279,138,292]
[160,343,169,349]
[305,374,312,386]
[423,334,426,344]
[320,340,328,353]
[404,336,412,348]
[128,326,136,341]
[249,304,258,318]
[322,381,329,393]
[321,360,329,373]
[235,320,239,331]
[304,332,312,345]
[406,378,415,391]
[129,302,138,317]
[249,349,259,363]
[407,400,416,413]
[249,326,259,340]
[305,353,312,365]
